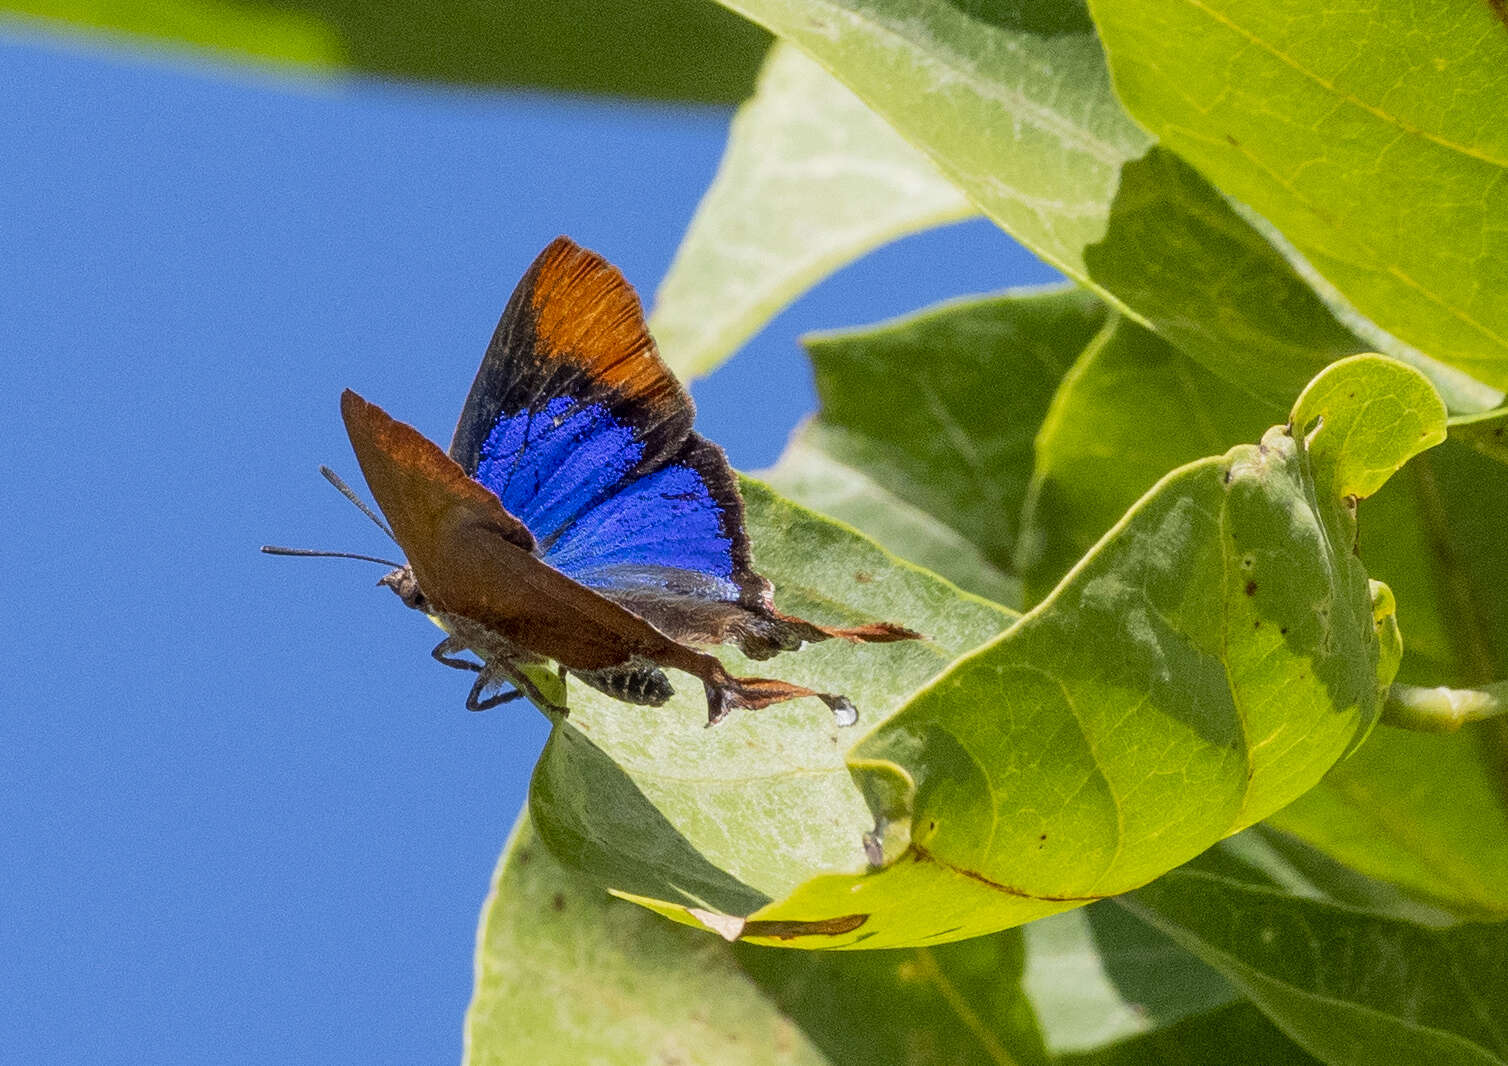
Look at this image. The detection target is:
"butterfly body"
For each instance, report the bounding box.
[342,237,917,725]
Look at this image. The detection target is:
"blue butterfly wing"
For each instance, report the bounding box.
[450,237,913,659]
[449,240,762,630]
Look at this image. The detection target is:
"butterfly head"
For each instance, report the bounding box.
[378,564,429,613]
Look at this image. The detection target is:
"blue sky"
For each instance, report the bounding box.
[1,31,1056,1064]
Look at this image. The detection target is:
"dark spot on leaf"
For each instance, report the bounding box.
[1253,620,1261,629]
[551,892,566,912]
[742,914,868,940]
[1225,133,1240,147]
[923,925,964,940]
[1494,427,1504,438]
[1039,833,1048,841]
[1280,626,1289,635]
[854,570,874,584]
[515,849,532,865]
[1223,467,1233,484]
[1245,580,1258,596]
[1347,391,1355,399]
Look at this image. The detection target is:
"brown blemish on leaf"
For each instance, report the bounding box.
[1245,580,1258,596]
[854,570,874,584]
[909,843,1103,902]
[551,892,566,912]
[742,913,869,940]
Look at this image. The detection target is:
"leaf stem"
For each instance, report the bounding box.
[1382,682,1508,733]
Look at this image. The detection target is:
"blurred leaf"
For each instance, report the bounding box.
[1449,407,1508,468]
[466,811,1051,1065]
[650,42,975,379]
[1126,867,1508,1066]
[710,0,1376,403]
[1021,903,1234,1054]
[1090,0,1508,390]
[1061,1002,1322,1066]
[1266,724,1508,919]
[761,437,1019,606]
[5,0,768,101]
[530,363,1441,948]
[763,285,1108,604]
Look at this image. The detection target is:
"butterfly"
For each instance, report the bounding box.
[335,237,918,726]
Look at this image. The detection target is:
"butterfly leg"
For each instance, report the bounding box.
[468,657,568,717]
[431,636,482,672]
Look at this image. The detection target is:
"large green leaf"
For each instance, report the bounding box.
[1016,329,1508,918]
[4,0,767,101]
[649,41,975,379]
[763,284,1108,605]
[710,0,1372,403]
[528,479,1017,927]
[1089,0,1508,390]
[772,282,1504,923]
[466,811,1051,1065]
[528,359,1442,949]
[1125,866,1508,1066]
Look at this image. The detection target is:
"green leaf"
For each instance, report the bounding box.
[5,0,768,101]
[1089,0,1508,390]
[465,814,828,1065]
[1448,407,1508,468]
[466,810,1052,1065]
[1018,314,1282,603]
[760,437,1019,606]
[1290,356,1449,501]
[1125,867,1508,1066]
[649,42,976,379]
[528,479,1017,926]
[763,284,1108,604]
[531,369,1434,947]
[732,928,1052,1066]
[843,436,1385,936]
[1266,724,1508,919]
[711,0,1370,402]
[1061,1002,1322,1066]
[1000,322,1501,919]
[1021,903,1234,1054]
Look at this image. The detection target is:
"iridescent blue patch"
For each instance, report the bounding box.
[476,399,737,599]
[546,462,738,597]
[476,397,644,544]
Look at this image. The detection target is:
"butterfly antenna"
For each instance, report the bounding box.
[319,464,397,542]
[260,545,405,568]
